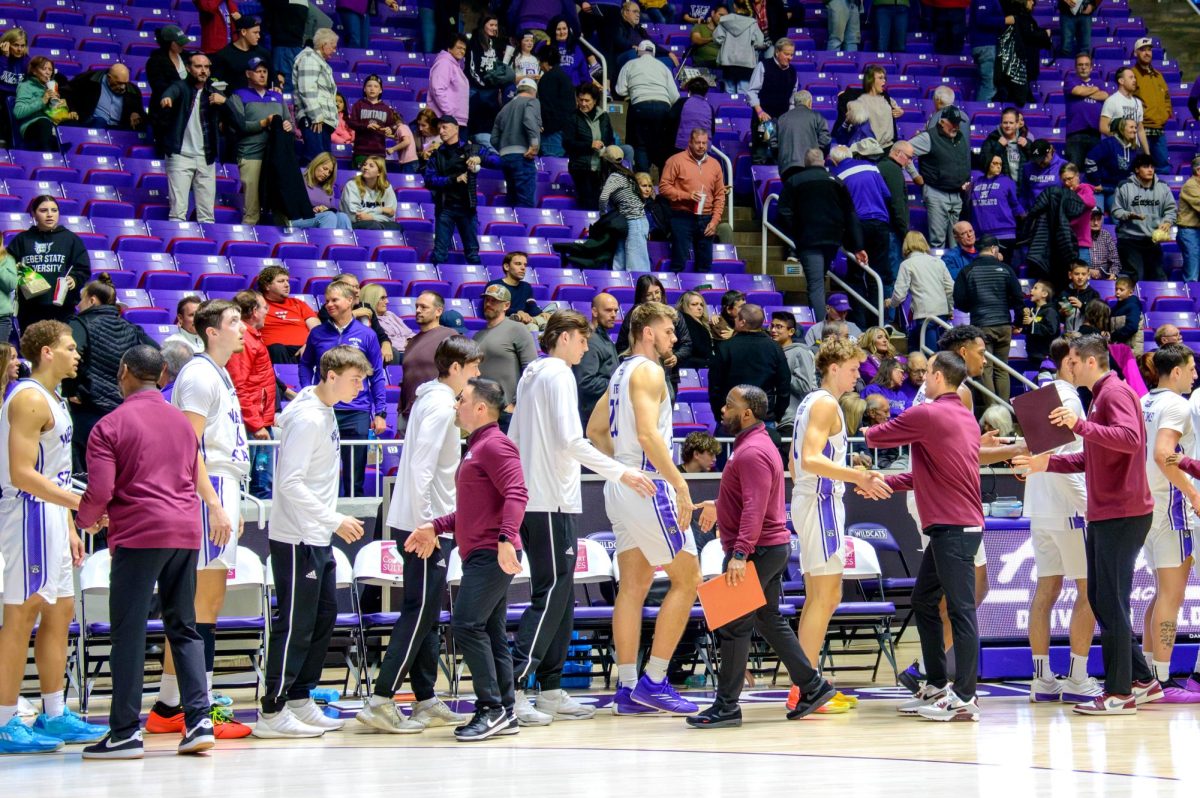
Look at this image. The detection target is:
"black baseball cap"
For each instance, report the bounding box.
[235,15,260,30]
[1029,139,1052,159]
[435,114,459,126]
[977,234,1000,250]
[941,106,967,126]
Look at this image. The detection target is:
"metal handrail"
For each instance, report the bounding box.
[761,192,884,327]
[578,37,609,110]
[709,144,734,227]
[918,315,1037,413]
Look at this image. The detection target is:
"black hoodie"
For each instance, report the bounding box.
[8,225,90,329]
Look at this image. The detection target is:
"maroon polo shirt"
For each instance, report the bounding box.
[716,422,790,556]
[433,422,528,559]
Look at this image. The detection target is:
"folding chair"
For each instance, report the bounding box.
[350,540,406,697]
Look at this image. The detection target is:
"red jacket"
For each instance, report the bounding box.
[195,0,239,54]
[226,324,276,433]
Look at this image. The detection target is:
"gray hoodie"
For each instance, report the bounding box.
[781,342,816,428]
[491,93,543,157]
[1111,173,1178,240]
[713,13,764,69]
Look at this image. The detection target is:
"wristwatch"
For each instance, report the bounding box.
[498,532,514,545]
[732,551,747,561]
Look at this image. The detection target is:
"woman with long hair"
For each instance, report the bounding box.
[506,31,541,81]
[0,28,28,144]
[615,274,693,398]
[14,56,75,151]
[361,282,415,360]
[467,15,504,145]
[970,154,1024,262]
[294,152,354,229]
[0,342,18,399]
[856,325,895,382]
[8,195,90,329]
[675,290,717,369]
[598,146,650,272]
[545,16,596,86]
[333,93,355,145]
[339,155,400,229]
[412,107,441,166]
[146,25,189,151]
[888,231,953,355]
[861,356,910,417]
[347,74,403,167]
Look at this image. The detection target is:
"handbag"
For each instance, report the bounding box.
[17,264,51,300]
[997,25,1027,86]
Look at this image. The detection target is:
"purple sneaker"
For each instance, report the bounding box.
[1186,674,1200,694]
[611,685,659,716]
[1159,679,1200,704]
[630,675,699,715]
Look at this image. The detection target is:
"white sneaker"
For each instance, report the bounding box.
[288,699,345,731]
[356,700,424,734]
[535,689,596,720]
[16,696,37,718]
[1060,675,1104,703]
[513,690,553,726]
[250,707,326,739]
[917,689,980,722]
[897,684,947,715]
[1029,675,1063,702]
[410,697,469,728]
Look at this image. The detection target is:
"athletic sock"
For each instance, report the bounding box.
[1031,655,1050,681]
[286,698,309,709]
[158,674,180,707]
[206,671,215,706]
[0,704,17,724]
[644,656,670,683]
[1153,660,1171,683]
[368,694,392,708]
[197,623,216,672]
[1068,654,1089,682]
[41,692,64,718]
[617,664,638,686]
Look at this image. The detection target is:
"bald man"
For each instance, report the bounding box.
[66,63,146,130]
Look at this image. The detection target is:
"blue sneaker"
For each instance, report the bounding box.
[630,675,699,715]
[33,708,108,744]
[898,663,926,696]
[611,685,659,716]
[211,692,234,708]
[0,716,63,754]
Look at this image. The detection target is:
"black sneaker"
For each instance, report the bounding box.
[82,731,144,760]
[178,717,215,755]
[495,708,520,736]
[685,703,742,729]
[787,680,836,720]
[453,707,508,742]
[897,662,926,695]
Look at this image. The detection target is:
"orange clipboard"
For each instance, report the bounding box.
[696,560,766,629]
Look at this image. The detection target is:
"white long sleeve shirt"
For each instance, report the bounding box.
[268,386,345,546]
[386,379,460,532]
[508,357,628,513]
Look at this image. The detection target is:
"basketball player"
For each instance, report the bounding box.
[508,310,656,725]
[1134,344,1200,703]
[790,338,892,714]
[0,321,106,754]
[586,302,703,715]
[358,336,480,734]
[148,300,251,739]
[255,347,371,738]
[865,352,984,721]
[1025,337,1102,704]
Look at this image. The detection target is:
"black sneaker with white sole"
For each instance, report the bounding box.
[453,707,508,742]
[495,708,520,736]
[82,731,144,760]
[178,718,215,755]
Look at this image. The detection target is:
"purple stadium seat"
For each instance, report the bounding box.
[341,260,392,284]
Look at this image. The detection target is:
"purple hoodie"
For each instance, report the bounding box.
[513,0,580,39]
[1022,154,1066,206]
[971,175,1025,239]
[428,49,469,125]
[675,94,715,149]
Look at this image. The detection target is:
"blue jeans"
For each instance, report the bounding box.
[1147,130,1170,174]
[338,9,369,48]
[432,207,480,264]
[874,5,908,52]
[273,46,303,93]
[615,215,650,271]
[668,211,714,272]
[826,0,861,51]
[292,210,353,229]
[907,315,949,355]
[642,4,673,22]
[1059,13,1092,57]
[300,118,332,165]
[972,46,996,102]
[540,131,565,157]
[1077,246,1092,265]
[501,153,537,207]
[1179,226,1200,281]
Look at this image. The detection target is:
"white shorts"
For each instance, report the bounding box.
[911,498,987,567]
[199,475,242,571]
[1143,506,1195,572]
[0,496,74,605]
[605,478,696,567]
[791,491,845,577]
[1030,517,1087,580]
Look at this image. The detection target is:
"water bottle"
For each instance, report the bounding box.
[695,188,707,216]
[311,687,341,704]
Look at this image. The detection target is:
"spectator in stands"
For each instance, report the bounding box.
[777,90,832,174]
[830,142,893,326]
[317,274,395,364]
[294,151,355,229]
[871,0,908,52]
[361,283,415,361]
[293,28,340,164]
[64,64,145,131]
[676,291,718,369]
[1088,209,1120,279]
[159,52,225,223]
[1022,279,1059,366]
[1179,156,1200,282]
[1109,275,1143,352]
[979,403,1015,437]
[889,231,954,354]
[1063,54,1107,174]
[411,108,441,168]
[994,0,1050,106]
[226,290,276,497]
[902,350,927,400]
[212,16,271,93]
[826,0,862,51]
[473,284,538,431]
[1057,259,1099,332]
[977,107,1028,182]
[609,2,653,71]
[970,0,1004,102]
[660,129,726,274]
[778,148,865,320]
[333,93,354,144]
[0,28,28,145]
[1131,38,1173,174]
[147,26,190,150]
[616,41,679,173]
[972,154,1025,262]
[1062,162,1097,260]
[165,295,204,353]
[862,356,909,418]
[428,34,469,127]
[507,31,542,81]
[908,106,971,248]
[877,139,913,278]
[573,291,620,424]
[953,234,1023,401]
[337,0,400,49]
[464,16,505,147]
[616,274,692,397]
[1086,116,1140,213]
[942,220,978,279]
[599,145,651,272]
[1021,140,1066,207]
[228,58,290,226]
[66,274,160,471]
[928,0,968,55]
[397,291,457,429]
[642,0,675,23]
[923,85,957,132]
[804,313,858,347]
[769,310,816,437]
[9,195,90,330]
[1155,323,1182,347]
[1099,67,1149,155]
[714,0,765,94]
[491,79,542,208]
[638,170,674,241]
[708,303,789,427]
[546,16,596,87]
[856,325,894,383]
[487,252,546,328]
[257,265,319,363]
[836,66,901,150]
[533,46,573,160]
[426,115,498,265]
[690,6,728,68]
[347,74,403,167]
[1112,154,1177,281]
[711,289,745,340]
[672,78,716,154]
[264,0,311,91]
[386,115,419,173]
[195,0,241,54]
[565,83,618,211]
[300,281,388,495]
[747,38,798,165]
[680,432,721,473]
[340,155,401,230]
[14,56,74,151]
[0,241,13,345]
[160,340,193,401]
[1079,297,1110,338]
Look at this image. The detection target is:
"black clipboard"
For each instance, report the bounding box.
[1011,384,1075,455]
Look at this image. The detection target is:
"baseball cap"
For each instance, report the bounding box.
[828,293,851,312]
[157,25,189,47]
[977,234,1000,250]
[435,114,459,126]
[940,106,966,126]
[482,284,511,302]
[516,77,538,93]
[1028,139,1052,159]
[637,40,656,55]
[246,56,268,71]
[235,15,260,30]
[1133,37,1154,51]
[439,310,467,334]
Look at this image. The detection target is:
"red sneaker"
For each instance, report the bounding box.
[1133,679,1164,705]
[1072,694,1136,715]
[145,702,186,734]
[211,706,253,739]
